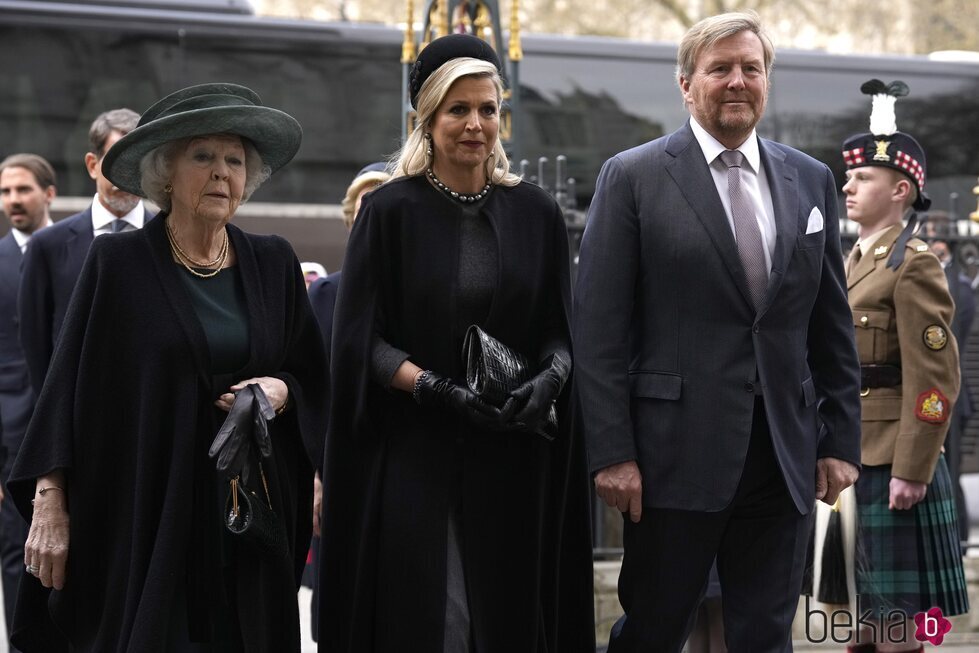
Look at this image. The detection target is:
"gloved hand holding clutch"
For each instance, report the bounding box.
[414,370,510,431]
[505,350,571,432]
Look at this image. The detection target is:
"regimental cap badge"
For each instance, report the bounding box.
[923,324,948,350]
[873,140,891,162]
[841,79,930,211]
[916,387,949,423]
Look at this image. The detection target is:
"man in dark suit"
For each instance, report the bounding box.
[19,108,152,395]
[573,11,862,652]
[0,153,56,652]
[931,238,975,546]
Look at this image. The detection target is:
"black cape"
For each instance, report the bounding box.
[8,216,328,652]
[318,177,595,652]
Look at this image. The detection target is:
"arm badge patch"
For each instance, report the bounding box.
[916,388,949,423]
[922,325,948,350]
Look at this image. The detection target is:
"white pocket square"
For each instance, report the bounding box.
[806,207,824,234]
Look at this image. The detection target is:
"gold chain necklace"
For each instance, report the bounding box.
[165,219,229,279]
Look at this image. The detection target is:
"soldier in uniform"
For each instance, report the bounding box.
[842,80,968,651]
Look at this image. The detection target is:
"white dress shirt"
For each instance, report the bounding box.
[90,194,146,236]
[689,117,777,277]
[12,218,52,253]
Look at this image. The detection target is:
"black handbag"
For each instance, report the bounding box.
[209,384,288,559]
[462,325,558,439]
[224,462,287,559]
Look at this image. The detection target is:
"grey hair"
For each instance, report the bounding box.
[139,135,270,212]
[676,11,775,86]
[89,109,139,157]
[391,57,520,187]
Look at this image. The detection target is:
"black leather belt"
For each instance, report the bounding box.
[860,364,902,388]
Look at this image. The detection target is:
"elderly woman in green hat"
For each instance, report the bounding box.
[7,83,328,652]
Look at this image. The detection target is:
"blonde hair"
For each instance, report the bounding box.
[391,57,520,187]
[676,11,775,86]
[341,170,391,229]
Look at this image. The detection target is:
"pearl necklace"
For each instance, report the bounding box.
[165,218,229,279]
[427,168,491,203]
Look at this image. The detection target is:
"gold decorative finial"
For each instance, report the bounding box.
[970,175,979,223]
[440,0,450,38]
[402,0,416,63]
[509,0,523,61]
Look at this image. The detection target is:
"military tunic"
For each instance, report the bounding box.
[848,223,959,481]
[845,222,969,616]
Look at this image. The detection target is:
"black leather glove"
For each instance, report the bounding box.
[506,350,571,432]
[209,384,276,483]
[413,370,507,430]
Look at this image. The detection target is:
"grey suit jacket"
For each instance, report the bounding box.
[573,121,861,513]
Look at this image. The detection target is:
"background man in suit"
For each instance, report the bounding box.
[930,237,974,547]
[574,12,862,652]
[0,153,55,652]
[19,108,151,395]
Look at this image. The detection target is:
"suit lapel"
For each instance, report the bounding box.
[758,140,799,316]
[665,122,755,310]
[0,234,22,295]
[66,208,95,274]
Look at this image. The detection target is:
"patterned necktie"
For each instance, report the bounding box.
[111,219,127,233]
[719,149,767,310]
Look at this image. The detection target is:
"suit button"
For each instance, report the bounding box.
[752,325,760,334]
[744,382,755,393]
[860,315,869,326]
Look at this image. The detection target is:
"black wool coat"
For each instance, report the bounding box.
[318,176,596,652]
[8,216,328,652]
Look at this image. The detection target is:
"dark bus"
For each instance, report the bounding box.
[2,0,978,268]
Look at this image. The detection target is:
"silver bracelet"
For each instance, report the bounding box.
[412,370,431,404]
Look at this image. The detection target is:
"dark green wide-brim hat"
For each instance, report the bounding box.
[102,82,302,197]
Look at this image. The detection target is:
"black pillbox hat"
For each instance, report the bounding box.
[408,34,503,109]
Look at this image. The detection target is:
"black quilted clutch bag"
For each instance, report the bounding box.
[462,325,557,438]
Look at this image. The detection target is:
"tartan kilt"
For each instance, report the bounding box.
[854,456,969,616]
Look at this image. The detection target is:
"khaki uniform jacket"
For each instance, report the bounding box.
[848,223,960,483]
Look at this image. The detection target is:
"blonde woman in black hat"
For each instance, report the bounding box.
[833,81,968,651]
[6,83,328,652]
[319,34,595,653]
